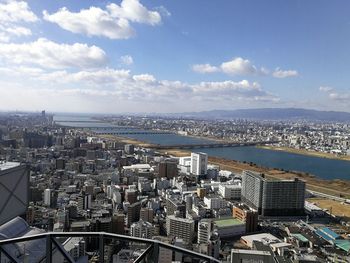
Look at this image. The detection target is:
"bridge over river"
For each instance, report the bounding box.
[147,141,279,149]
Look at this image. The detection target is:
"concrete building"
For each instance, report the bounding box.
[233,204,258,233]
[158,161,178,179]
[219,183,241,200]
[204,196,227,209]
[130,220,156,239]
[140,207,154,223]
[190,152,208,176]
[124,144,134,154]
[44,188,52,207]
[241,170,305,216]
[198,219,213,244]
[241,171,264,212]
[166,215,195,246]
[213,218,246,238]
[127,202,141,226]
[0,162,29,225]
[231,249,274,263]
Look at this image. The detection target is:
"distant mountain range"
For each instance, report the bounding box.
[169,108,350,122]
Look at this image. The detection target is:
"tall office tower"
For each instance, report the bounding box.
[166,215,195,246]
[127,202,141,226]
[241,171,264,213]
[140,207,154,223]
[197,219,213,244]
[0,162,29,225]
[241,170,306,216]
[158,161,178,179]
[130,220,156,239]
[190,152,208,176]
[44,189,52,206]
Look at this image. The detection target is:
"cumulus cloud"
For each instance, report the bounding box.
[0,38,107,69]
[120,55,134,65]
[272,68,298,78]
[0,64,280,112]
[221,57,258,75]
[0,0,38,23]
[0,0,38,42]
[192,63,219,73]
[43,0,162,39]
[319,86,334,92]
[192,57,298,78]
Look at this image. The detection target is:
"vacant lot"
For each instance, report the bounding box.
[307,197,350,219]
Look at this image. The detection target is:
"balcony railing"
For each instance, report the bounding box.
[0,232,221,263]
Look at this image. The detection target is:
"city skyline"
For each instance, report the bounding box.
[0,0,350,113]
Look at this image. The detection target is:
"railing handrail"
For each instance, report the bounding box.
[0,231,221,263]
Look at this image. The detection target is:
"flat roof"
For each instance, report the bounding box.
[214,218,244,228]
[291,233,309,243]
[241,233,280,243]
[0,161,21,171]
[231,249,271,256]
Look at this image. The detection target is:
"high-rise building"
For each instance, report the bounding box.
[262,178,305,216]
[158,161,178,179]
[241,171,264,212]
[190,152,208,176]
[241,170,305,216]
[140,207,154,223]
[44,189,51,206]
[112,213,125,234]
[198,219,213,244]
[166,215,195,246]
[0,162,29,225]
[127,202,141,226]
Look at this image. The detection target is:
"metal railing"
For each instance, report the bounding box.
[0,232,221,263]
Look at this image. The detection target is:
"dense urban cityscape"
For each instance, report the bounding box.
[0,111,350,262]
[1,0,350,262]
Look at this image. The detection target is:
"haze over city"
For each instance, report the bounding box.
[0,0,349,113]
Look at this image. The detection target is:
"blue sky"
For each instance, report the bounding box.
[0,0,349,113]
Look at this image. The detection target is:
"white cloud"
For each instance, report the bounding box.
[329,93,350,102]
[192,58,298,79]
[192,63,219,74]
[319,86,334,92]
[120,55,134,65]
[0,65,280,112]
[272,68,298,78]
[107,0,161,25]
[0,0,38,42]
[43,0,162,39]
[0,38,107,69]
[0,0,38,23]
[221,57,258,75]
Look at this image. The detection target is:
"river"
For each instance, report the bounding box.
[54,116,350,181]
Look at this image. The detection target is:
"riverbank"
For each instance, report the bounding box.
[258,145,350,162]
[97,134,350,199]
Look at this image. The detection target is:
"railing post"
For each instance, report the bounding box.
[152,242,159,263]
[46,234,52,263]
[99,234,104,263]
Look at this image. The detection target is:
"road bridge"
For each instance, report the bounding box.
[147,141,279,149]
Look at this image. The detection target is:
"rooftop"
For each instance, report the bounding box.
[214,218,244,228]
[0,161,21,172]
[291,233,309,243]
